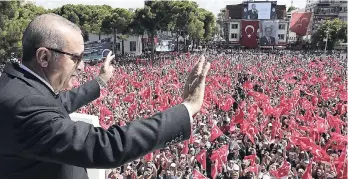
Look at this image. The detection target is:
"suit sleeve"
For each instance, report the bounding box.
[12,95,191,169]
[58,79,100,113]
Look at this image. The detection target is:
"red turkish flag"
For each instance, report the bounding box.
[309,145,331,162]
[123,92,135,103]
[220,94,234,112]
[302,161,313,179]
[143,152,153,162]
[335,149,347,179]
[290,12,312,36]
[210,124,223,141]
[211,145,229,164]
[193,169,207,179]
[240,20,259,48]
[233,107,244,124]
[243,81,254,90]
[196,150,207,170]
[269,161,290,178]
[182,140,189,154]
[211,160,219,179]
[244,154,256,166]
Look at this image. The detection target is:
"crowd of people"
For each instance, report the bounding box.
[67,50,346,178]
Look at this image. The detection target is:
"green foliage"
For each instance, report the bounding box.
[0,1,47,61]
[287,6,297,12]
[101,8,133,55]
[311,18,347,50]
[199,9,215,41]
[0,1,217,61]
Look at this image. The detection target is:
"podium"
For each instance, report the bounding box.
[69,113,106,179]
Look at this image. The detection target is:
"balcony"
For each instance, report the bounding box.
[314,9,339,15]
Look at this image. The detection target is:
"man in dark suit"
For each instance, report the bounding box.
[0,14,210,179]
[247,4,258,19]
[260,26,276,46]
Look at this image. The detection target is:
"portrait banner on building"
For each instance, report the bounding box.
[290,12,312,36]
[240,20,259,48]
[260,20,279,46]
[242,2,275,20]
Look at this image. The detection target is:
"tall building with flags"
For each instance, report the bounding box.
[222,0,289,48]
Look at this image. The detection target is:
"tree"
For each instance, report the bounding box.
[199,8,215,42]
[129,15,147,52]
[287,6,297,12]
[133,1,177,59]
[86,5,112,40]
[311,18,347,50]
[171,1,199,52]
[0,1,47,62]
[101,8,133,55]
[187,17,205,50]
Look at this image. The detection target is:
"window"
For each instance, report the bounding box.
[116,43,121,51]
[278,34,285,40]
[279,24,286,30]
[231,24,238,29]
[230,33,237,39]
[130,41,136,52]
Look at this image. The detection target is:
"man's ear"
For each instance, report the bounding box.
[36,47,51,68]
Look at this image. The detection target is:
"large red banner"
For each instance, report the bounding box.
[240,20,259,48]
[290,12,312,36]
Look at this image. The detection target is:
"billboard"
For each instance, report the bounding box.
[260,21,279,46]
[156,39,175,52]
[243,1,277,20]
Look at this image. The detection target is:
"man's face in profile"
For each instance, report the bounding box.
[54,29,85,90]
[252,4,256,10]
[265,27,272,37]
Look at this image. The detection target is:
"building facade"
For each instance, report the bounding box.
[87,34,143,55]
[305,0,347,34]
[223,1,289,47]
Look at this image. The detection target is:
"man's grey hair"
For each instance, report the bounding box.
[22,13,81,62]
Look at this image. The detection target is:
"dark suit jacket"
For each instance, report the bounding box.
[0,63,191,179]
[247,10,258,19]
[260,36,276,46]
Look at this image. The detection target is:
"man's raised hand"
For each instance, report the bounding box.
[99,51,115,84]
[183,55,210,116]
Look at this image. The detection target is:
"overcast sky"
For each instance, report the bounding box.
[34,0,307,15]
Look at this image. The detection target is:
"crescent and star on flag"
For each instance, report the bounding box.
[295,17,309,28]
[245,25,255,38]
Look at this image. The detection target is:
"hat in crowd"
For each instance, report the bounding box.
[170,163,176,168]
